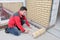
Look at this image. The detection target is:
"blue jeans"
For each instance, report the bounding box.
[7,27,21,36]
[6,20,25,36]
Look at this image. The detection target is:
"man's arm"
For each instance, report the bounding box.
[23,16,30,27]
[14,16,25,32]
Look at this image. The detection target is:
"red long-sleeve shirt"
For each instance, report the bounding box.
[8,12,30,32]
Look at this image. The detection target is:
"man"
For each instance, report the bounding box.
[5,6,31,36]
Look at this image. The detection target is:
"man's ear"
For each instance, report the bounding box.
[18,10,20,12]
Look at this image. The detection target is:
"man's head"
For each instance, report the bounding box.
[20,6,27,15]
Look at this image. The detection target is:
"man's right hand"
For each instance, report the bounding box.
[24,30,29,34]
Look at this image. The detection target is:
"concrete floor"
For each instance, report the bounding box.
[47,16,60,39]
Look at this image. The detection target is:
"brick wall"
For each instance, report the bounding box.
[26,0,52,28]
[3,2,23,13]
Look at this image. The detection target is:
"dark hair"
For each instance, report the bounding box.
[20,6,27,11]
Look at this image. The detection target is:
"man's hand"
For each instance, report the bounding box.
[29,27,32,29]
[24,30,29,34]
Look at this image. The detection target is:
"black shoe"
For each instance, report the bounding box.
[5,28,9,33]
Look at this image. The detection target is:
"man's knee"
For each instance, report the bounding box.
[14,32,20,36]
[6,27,21,36]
